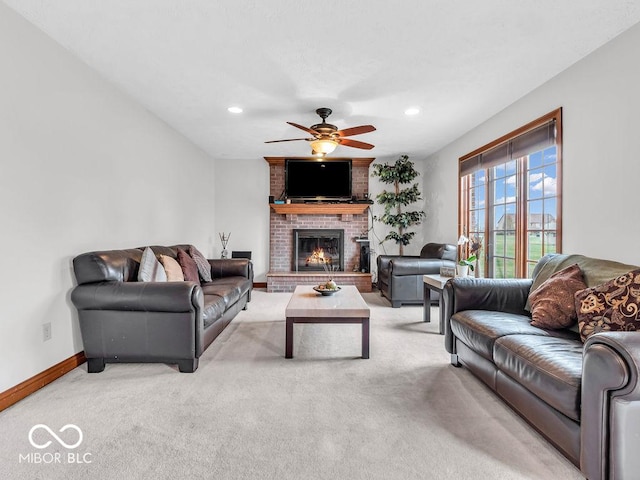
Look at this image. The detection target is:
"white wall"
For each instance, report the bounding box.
[214,159,270,282]
[424,22,640,266]
[0,4,215,393]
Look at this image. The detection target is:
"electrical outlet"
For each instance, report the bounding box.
[42,323,52,342]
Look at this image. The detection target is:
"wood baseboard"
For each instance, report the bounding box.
[0,351,86,412]
[253,282,267,288]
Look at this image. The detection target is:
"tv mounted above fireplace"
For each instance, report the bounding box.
[285,159,352,201]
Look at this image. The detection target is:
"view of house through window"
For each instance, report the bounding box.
[459,108,562,278]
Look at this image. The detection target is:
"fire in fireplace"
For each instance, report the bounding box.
[306,247,331,267]
[293,229,344,272]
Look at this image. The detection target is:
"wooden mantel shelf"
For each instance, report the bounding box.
[270,203,370,215]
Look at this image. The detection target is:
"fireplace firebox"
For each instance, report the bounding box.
[293,229,344,272]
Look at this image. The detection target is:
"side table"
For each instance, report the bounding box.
[423,274,452,335]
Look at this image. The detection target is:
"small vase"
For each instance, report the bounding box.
[456,265,469,277]
[221,249,228,259]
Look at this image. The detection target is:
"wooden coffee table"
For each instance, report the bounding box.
[285,285,370,359]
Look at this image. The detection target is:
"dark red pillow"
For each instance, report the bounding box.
[529,263,586,329]
[176,248,200,285]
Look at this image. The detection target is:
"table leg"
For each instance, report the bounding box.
[438,298,445,335]
[423,284,432,323]
[362,318,370,359]
[285,317,293,358]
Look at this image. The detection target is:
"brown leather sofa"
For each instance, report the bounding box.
[71,245,252,373]
[377,242,456,307]
[443,253,640,480]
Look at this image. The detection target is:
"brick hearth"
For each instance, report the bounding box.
[267,272,373,293]
[265,157,373,292]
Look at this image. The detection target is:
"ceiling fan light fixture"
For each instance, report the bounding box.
[309,139,338,154]
[265,108,375,151]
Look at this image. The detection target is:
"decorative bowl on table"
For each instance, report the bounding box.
[313,285,341,296]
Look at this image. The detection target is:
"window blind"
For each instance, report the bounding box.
[459,119,556,177]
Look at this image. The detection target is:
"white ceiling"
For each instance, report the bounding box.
[4,0,640,161]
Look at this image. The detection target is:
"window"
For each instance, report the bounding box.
[459,108,562,278]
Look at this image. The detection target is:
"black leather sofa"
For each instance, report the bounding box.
[377,242,456,307]
[71,245,253,373]
[443,253,640,480]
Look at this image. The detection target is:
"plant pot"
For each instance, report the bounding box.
[456,265,469,277]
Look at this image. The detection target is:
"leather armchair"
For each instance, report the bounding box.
[377,242,456,308]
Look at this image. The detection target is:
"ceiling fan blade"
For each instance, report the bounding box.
[264,138,312,144]
[287,122,319,136]
[338,138,375,150]
[336,125,376,137]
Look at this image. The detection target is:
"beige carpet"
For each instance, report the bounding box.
[0,291,583,479]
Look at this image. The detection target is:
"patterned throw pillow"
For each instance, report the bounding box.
[138,247,167,282]
[574,268,640,341]
[159,254,185,282]
[177,248,200,285]
[188,245,212,283]
[529,264,586,329]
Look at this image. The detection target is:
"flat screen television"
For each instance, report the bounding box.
[285,159,352,201]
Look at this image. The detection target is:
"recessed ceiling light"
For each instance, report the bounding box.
[227,106,243,114]
[404,107,420,116]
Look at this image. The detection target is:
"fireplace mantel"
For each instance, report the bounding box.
[269,203,369,216]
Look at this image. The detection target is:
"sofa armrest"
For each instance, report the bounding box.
[71,281,202,312]
[208,258,252,281]
[442,277,532,354]
[389,257,453,276]
[581,332,640,480]
[377,255,403,273]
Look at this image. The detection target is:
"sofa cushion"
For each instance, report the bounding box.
[202,294,226,327]
[203,276,252,297]
[201,282,241,308]
[575,268,640,341]
[159,254,184,282]
[137,247,167,282]
[494,334,583,422]
[188,245,213,282]
[528,264,586,329]
[450,311,552,361]
[177,248,201,285]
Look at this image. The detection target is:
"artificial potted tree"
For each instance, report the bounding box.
[371,155,425,255]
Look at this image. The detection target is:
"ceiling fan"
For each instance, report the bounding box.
[265,107,375,155]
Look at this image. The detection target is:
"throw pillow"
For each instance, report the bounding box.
[138,247,167,282]
[177,248,200,285]
[575,268,640,342]
[159,254,184,282]
[528,264,587,329]
[188,245,212,282]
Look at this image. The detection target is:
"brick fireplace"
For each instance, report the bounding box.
[265,157,374,292]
